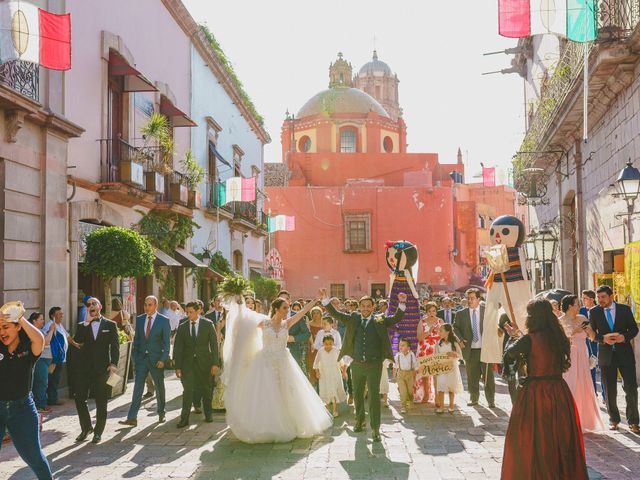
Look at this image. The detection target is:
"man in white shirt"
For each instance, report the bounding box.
[453,288,495,408]
[437,297,456,325]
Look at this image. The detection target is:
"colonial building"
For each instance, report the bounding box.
[265,52,524,298]
[0,0,268,324]
[511,4,640,297]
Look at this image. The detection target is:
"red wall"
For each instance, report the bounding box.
[265,186,468,298]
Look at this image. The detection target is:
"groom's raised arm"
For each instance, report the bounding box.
[323,298,354,326]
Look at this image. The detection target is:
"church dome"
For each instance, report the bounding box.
[297,86,389,118]
[358,50,393,77]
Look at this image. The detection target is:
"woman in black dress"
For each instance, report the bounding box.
[0,309,53,479]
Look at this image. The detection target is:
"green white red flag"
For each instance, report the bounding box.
[498,0,597,42]
[0,1,71,70]
[268,215,295,233]
[217,176,256,204]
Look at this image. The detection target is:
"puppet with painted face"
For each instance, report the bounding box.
[385,241,421,353]
[481,215,532,365]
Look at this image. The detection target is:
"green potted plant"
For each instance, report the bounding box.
[180,151,205,209]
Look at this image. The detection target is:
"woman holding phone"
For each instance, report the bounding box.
[0,307,53,479]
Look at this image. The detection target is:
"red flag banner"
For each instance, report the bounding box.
[483,167,496,187]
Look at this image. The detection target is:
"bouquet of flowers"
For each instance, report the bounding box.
[219,274,252,303]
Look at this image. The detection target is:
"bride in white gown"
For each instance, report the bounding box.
[222,295,333,443]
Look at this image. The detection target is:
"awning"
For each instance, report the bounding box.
[204,268,225,281]
[174,247,207,268]
[153,248,180,267]
[160,96,196,128]
[108,51,158,92]
[209,141,232,168]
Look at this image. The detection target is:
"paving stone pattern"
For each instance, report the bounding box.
[1,372,639,479]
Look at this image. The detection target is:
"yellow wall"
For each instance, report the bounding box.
[380,130,400,153]
[295,128,317,153]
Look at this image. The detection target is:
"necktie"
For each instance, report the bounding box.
[446,310,451,324]
[191,321,197,343]
[606,308,615,331]
[471,309,479,344]
[145,316,152,338]
[361,316,368,329]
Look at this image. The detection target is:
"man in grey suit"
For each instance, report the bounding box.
[120,295,171,426]
[453,288,495,408]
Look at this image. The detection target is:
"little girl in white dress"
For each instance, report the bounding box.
[313,335,346,417]
[434,323,463,414]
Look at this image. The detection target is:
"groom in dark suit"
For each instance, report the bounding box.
[322,289,406,442]
[589,285,639,433]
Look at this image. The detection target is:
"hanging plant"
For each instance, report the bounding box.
[136,210,200,254]
[180,151,205,190]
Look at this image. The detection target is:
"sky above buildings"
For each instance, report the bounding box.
[183,0,525,184]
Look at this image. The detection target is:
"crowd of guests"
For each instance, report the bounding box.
[1,283,638,479]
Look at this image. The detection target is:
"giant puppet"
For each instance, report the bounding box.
[385,241,421,353]
[481,215,532,364]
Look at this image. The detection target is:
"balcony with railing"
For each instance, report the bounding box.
[0,60,39,102]
[203,181,268,233]
[514,0,640,183]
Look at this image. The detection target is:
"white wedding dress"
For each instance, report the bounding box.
[222,301,332,443]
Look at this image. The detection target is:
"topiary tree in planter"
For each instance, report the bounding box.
[82,227,155,315]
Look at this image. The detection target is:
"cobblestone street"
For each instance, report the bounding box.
[2,372,639,480]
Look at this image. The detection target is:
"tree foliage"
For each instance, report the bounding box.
[136,210,199,254]
[210,251,232,275]
[251,275,279,304]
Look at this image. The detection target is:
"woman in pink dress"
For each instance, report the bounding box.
[414,302,442,404]
[560,294,605,432]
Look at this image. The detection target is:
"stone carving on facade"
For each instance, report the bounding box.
[4,109,26,143]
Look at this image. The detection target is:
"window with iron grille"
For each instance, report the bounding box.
[344,213,371,252]
[330,284,346,299]
[340,128,357,153]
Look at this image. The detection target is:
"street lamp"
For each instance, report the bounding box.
[523,231,537,262]
[202,249,212,263]
[613,159,640,242]
[534,227,558,290]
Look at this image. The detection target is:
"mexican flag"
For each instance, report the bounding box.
[268,215,295,233]
[0,1,71,70]
[498,0,597,42]
[217,176,256,205]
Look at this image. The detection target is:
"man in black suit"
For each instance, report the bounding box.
[589,285,639,433]
[437,296,456,325]
[322,289,406,442]
[72,298,119,444]
[454,288,495,408]
[174,302,220,428]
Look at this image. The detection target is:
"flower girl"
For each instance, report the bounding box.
[313,335,346,417]
[434,323,463,414]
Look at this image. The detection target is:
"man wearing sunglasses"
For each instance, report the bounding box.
[72,298,119,444]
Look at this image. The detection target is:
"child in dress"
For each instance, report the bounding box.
[313,316,342,350]
[434,324,463,414]
[313,335,346,417]
[393,337,418,414]
[380,358,393,408]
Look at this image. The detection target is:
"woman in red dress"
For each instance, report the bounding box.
[413,302,442,404]
[501,298,588,480]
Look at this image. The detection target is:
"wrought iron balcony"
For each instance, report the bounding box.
[0,60,39,102]
[99,138,163,185]
[204,181,263,227]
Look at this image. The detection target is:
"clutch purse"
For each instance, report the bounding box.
[0,301,25,323]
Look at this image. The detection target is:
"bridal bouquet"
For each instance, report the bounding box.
[219,274,252,303]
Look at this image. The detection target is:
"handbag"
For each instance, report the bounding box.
[586,341,598,370]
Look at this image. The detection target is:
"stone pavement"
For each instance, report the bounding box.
[1,372,639,480]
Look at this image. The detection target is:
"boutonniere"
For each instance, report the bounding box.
[375,315,385,324]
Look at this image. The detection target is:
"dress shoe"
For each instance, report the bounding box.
[347,395,353,406]
[91,434,101,444]
[193,407,203,414]
[630,424,640,434]
[353,422,365,433]
[372,430,381,442]
[158,414,166,423]
[176,419,189,428]
[609,422,619,431]
[118,419,138,427]
[75,429,93,442]
[204,417,214,423]
[143,391,154,399]
[467,401,478,407]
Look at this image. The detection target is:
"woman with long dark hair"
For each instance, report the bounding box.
[501,298,588,479]
[0,309,53,479]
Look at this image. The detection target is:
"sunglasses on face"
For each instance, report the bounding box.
[87,301,99,307]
